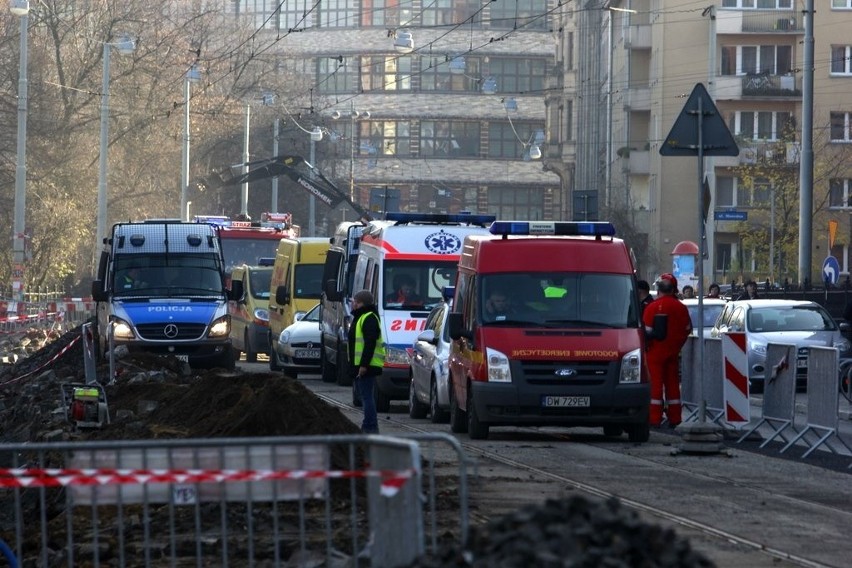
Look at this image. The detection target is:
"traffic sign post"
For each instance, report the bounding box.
[661,83,739,454]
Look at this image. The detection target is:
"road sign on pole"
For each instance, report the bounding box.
[823,256,840,285]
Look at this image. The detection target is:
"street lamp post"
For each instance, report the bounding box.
[11,0,29,302]
[181,65,200,221]
[309,126,322,237]
[96,35,135,264]
[332,104,370,204]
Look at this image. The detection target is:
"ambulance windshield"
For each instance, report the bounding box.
[480,273,639,327]
[383,260,457,310]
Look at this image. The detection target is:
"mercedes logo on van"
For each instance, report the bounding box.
[163,324,179,339]
[555,368,577,377]
[425,230,462,255]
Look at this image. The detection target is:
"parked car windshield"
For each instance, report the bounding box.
[748,306,837,332]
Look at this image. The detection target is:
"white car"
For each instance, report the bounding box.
[681,298,727,339]
[408,291,454,423]
[273,303,321,379]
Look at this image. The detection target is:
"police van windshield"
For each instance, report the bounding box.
[220,237,280,274]
[114,254,224,298]
[480,273,639,327]
[384,260,457,310]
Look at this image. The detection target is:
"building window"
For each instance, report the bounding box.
[490,0,548,30]
[280,0,314,30]
[716,177,734,207]
[831,112,852,142]
[488,121,545,159]
[366,121,411,157]
[420,121,480,157]
[486,57,547,93]
[363,56,411,91]
[362,0,414,27]
[716,243,732,273]
[831,46,852,75]
[420,56,481,92]
[722,0,793,7]
[421,0,480,26]
[318,0,357,27]
[832,0,852,9]
[721,45,792,75]
[829,179,852,208]
[487,187,544,220]
[731,111,792,140]
[317,57,358,94]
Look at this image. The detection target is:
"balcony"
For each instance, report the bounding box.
[738,141,800,166]
[625,85,651,111]
[627,150,650,174]
[626,24,651,49]
[715,73,800,99]
[716,9,802,34]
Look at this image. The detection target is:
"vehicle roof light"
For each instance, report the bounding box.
[489,221,616,237]
[129,234,145,247]
[194,215,231,227]
[186,234,203,247]
[258,257,275,266]
[385,212,496,226]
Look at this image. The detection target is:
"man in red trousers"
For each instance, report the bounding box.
[643,273,692,427]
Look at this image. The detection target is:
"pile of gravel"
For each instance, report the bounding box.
[409,495,715,568]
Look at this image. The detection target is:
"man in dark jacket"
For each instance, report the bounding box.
[347,290,385,434]
[737,280,760,300]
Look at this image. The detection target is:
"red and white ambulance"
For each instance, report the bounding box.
[351,212,495,412]
[446,220,651,442]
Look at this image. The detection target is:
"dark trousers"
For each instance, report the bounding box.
[355,375,379,433]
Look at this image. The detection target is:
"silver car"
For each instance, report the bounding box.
[274,303,321,379]
[709,299,851,391]
[408,293,453,423]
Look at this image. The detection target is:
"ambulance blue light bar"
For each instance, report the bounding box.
[385,212,496,226]
[258,257,275,266]
[489,221,616,237]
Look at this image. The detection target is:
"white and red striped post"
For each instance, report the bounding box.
[722,332,750,427]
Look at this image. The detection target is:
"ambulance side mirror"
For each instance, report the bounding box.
[448,312,472,342]
[275,285,290,306]
[324,279,342,302]
[91,280,107,302]
[229,280,244,302]
[647,313,668,341]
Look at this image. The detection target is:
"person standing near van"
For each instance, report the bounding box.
[348,290,385,434]
[643,273,692,427]
[637,280,653,316]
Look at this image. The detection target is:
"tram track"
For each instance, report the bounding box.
[313,389,849,568]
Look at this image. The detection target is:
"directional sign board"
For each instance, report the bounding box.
[660,83,739,157]
[714,210,747,221]
[823,256,840,285]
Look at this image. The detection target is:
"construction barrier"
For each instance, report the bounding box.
[721,332,750,427]
[737,343,798,447]
[0,433,471,568]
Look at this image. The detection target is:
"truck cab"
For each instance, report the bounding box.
[447,221,650,441]
[91,220,235,369]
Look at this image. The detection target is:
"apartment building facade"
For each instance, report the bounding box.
[221,0,576,227]
[602,0,852,288]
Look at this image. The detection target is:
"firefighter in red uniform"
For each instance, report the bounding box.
[643,273,692,427]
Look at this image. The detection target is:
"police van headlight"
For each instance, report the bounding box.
[111,318,135,340]
[486,347,512,383]
[208,315,231,338]
[619,348,642,384]
[384,346,409,366]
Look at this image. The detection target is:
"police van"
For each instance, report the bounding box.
[351,212,495,411]
[91,220,234,369]
[446,220,651,441]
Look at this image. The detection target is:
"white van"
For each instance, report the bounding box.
[351,212,494,411]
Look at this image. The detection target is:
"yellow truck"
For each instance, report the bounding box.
[228,259,273,362]
[268,237,330,372]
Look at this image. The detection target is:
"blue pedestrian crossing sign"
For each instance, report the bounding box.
[823,256,840,285]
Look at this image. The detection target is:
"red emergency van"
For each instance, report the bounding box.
[447,220,651,442]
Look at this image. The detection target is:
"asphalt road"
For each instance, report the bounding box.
[240,359,852,567]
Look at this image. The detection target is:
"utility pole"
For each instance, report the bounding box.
[798,0,814,287]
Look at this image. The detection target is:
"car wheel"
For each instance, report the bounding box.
[409,378,428,419]
[244,331,257,363]
[603,425,624,438]
[449,382,468,434]
[467,387,489,440]
[627,423,650,444]
[268,337,282,372]
[320,343,336,383]
[430,377,449,424]
[336,342,352,386]
[376,389,391,413]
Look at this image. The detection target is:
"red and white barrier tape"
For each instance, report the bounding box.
[0,335,81,387]
[0,466,414,497]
